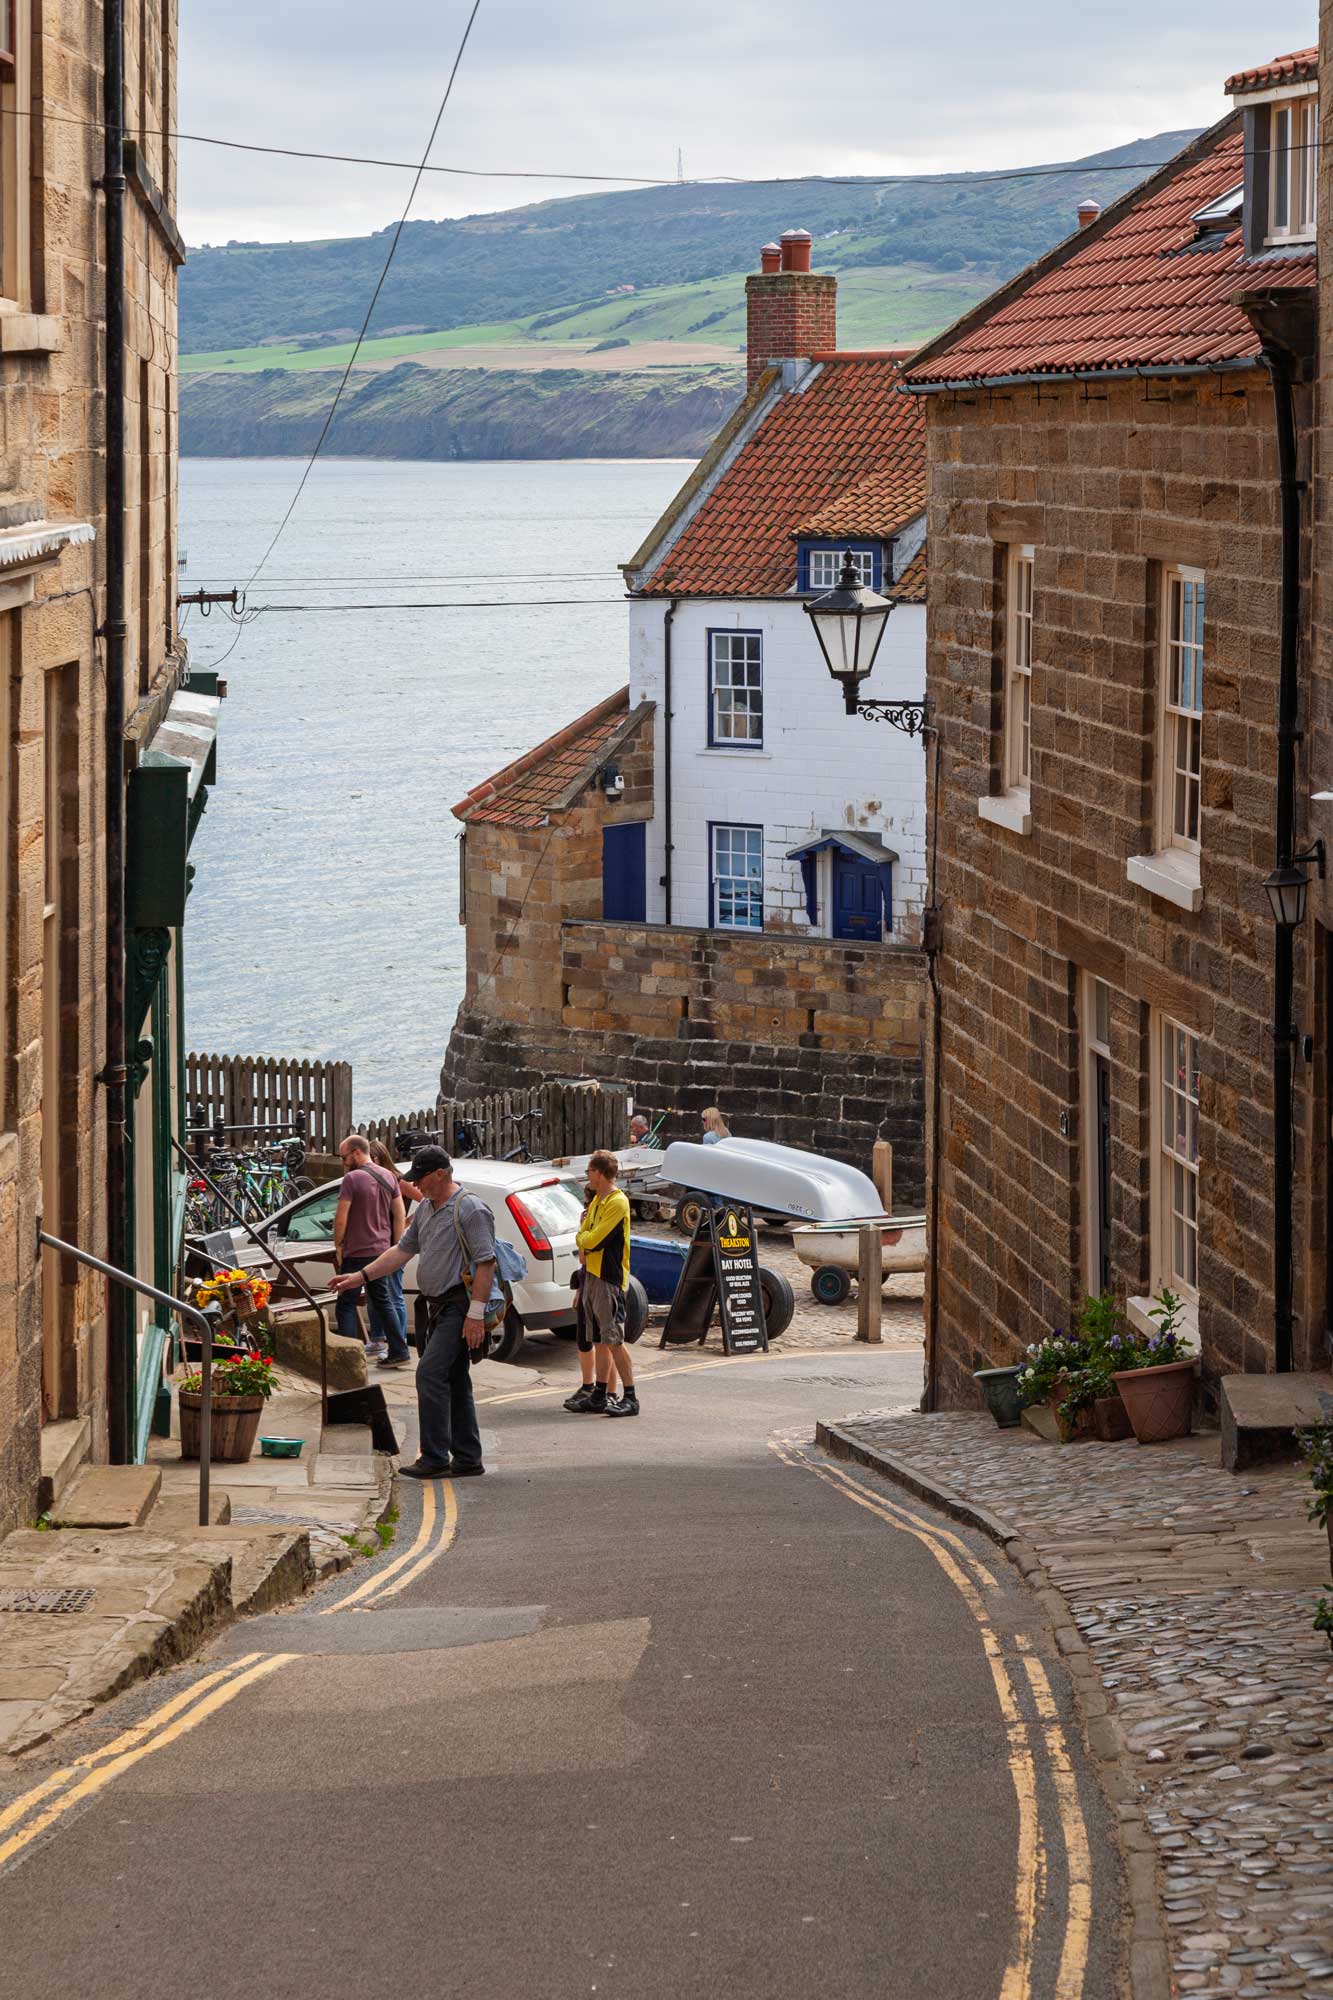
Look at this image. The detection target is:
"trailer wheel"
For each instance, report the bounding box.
[759,1267,796,1338]
[810,1265,852,1307]
[673,1194,706,1237]
[623,1274,650,1344]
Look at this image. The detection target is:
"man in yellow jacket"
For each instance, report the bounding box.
[574,1149,638,1417]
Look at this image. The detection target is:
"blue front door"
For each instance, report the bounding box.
[602,822,647,922]
[832,853,883,941]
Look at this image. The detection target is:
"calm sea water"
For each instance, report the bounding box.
[182,457,687,1118]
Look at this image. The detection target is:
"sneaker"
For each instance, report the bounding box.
[563,1384,598,1412]
[399,1457,452,1479]
[378,1356,411,1371]
[448,1460,486,1478]
[365,1341,388,1362]
[605,1391,639,1418]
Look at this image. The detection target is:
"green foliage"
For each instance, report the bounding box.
[1018,1290,1191,1424]
[1314,1597,1333,1649]
[1301,1419,1333,1527]
[179,1352,278,1400]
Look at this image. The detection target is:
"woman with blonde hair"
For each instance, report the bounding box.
[701,1106,730,1145]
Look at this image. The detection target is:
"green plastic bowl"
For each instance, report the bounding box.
[259,1436,304,1459]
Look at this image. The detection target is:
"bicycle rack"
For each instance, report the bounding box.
[36,1227,219,1527]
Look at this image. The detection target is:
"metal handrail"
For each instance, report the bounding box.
[37,1227,216,1526]
[173,1135,330,1419]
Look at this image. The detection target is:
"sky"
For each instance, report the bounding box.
[180,2,1318,246]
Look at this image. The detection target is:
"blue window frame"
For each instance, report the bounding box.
[707,629,763,747]
[797,540,884,594]
[710,822,764,930]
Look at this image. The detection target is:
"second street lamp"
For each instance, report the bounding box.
[803,551,928,737]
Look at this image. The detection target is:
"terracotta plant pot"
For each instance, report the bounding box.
[1093,1394,1134,1443]
[974,1365,1025,1428]
[1111,1361,1194,1445]
[178,1389,265,1463]
[1057,1404,1096,1444]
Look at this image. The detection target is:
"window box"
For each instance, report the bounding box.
[1126,849,1202,913]
[977,791,1031,837]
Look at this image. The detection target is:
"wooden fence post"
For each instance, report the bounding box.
[856,1225,883,1344]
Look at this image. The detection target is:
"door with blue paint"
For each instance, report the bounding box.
[832,853,883,941]
[602,822,647,922]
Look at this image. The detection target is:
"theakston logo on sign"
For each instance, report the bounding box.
[720,1210,749,1250]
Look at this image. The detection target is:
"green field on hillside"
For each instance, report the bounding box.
[179,264,989,377]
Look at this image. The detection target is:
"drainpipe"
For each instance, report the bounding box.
[662,599,676,924]
[923,725,942,1411]
[1264,338,1300,1376]
[101,0,131,1458]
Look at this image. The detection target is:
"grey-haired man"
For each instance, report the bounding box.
[329,1144,495,1479]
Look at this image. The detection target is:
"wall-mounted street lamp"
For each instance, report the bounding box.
[803,552,928,737]
[1262,840,1325,930]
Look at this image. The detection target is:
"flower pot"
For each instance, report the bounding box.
[178,1390,265,1463]
[974,1365,1025,1428]
[1057,1405,1096,1444]
[1093,1394,1134,1443]
[1111,1360,1194,1445]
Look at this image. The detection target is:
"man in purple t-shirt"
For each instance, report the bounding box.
[334,1135,409,1363]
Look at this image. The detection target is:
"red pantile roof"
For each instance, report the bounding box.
[634,354,925,598]
[903,122,1314,388]
[1225,48,1317,94]
[892,546,927,605]
[454,687,644,828]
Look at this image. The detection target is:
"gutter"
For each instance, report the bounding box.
[100,0,132,1461]
[898,357,1260,397]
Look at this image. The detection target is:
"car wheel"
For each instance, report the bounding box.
[673,1194,705,1237]
[490,1305,526,1365]
[759,1267,796,1338]
[810,1264,852,1307]
[622,1274,649,1344]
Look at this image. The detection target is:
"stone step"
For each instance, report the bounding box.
[150,1491,232,1530]
[51,1464,162,1529]
[166,1524,314,1616]
[36,1416,92,1515]
[1219,1370,1333,1471]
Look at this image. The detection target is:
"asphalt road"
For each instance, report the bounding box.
[0,1341,1122,1999]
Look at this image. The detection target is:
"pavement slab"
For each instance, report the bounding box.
[824,1407,1333,2000]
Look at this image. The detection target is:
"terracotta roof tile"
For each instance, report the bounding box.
[453,687,630,828]
[1225,48,1317,94]
[892,546,927,605]
[637,355,926,598]
[903,125,1313,387]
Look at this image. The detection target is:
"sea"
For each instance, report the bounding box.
[181,456,688,1118]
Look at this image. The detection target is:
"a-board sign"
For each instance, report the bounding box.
[660,1204,768,1355]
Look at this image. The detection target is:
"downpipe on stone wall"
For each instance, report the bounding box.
[922,723,942,1412]
[98,0,132,1458]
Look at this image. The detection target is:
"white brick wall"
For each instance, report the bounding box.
[628,594,927,940]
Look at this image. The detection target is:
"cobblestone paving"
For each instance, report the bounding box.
[831,1411,1333,1998]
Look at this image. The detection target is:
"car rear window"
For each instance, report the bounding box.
[516,1181,585,1239]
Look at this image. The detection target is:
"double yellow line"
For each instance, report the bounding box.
[321,1475,458,1614]
[769,1437,1092,2000]
[0,1652,293,1875]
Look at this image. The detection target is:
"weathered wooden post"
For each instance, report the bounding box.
[872,1139,894,1216]
[857,1224,883,1344]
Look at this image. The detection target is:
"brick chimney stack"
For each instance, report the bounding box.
[1077,198,1102,229]
[745,228,836,387]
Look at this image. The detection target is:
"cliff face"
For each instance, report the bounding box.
[180,362,742,460]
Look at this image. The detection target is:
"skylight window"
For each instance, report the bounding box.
[1189,184,1243,236]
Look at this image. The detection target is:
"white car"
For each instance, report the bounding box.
[194,1160,634,1364]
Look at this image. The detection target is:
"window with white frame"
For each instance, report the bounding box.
[1003,545,1034,792]
[1159,568,1204,852]
[807,547,876,591]
[708,631,763,747]
[1269,94,1318,243]
[711,823,764,930]
[0,1,30,306]
[1155,1015,1200,1299]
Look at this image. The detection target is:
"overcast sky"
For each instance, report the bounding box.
[180,3,1317,246]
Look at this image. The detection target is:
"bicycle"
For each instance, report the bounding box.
[501,1107,543,1164]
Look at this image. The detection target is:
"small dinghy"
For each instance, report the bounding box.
[657,1136,890,1225]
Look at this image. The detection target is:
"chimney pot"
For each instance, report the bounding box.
[1077,199,1101,229]
[760,241,781,274]
[780,227,813,273]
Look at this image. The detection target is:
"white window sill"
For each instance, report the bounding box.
[1127,1294,1199,1356]
[1126,849,1202,913]
[701,747,772,761]
[0,311,63,356]
[977,790,1031,836]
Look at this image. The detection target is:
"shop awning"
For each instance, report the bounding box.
[785,830,898,928]
[147,683,220,807]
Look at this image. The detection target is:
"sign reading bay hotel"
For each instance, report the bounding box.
[661,1205,768,1355]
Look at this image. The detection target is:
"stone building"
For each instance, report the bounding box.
[902,59,1322,1410]
[444,235,930,1197]
[0,0,205,1535]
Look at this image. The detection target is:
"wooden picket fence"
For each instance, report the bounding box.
[185,1051,354,1155]
[362,1081,630,1163]
[357,1105,444,1153]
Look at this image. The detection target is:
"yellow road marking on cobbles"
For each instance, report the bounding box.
[769,1435,1092,2000]
[322,1475,440,1614]
[0,1653,293,1874]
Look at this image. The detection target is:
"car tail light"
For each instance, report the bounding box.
[507,1194,552,1260]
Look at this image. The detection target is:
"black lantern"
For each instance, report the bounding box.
[803,553,895,713]
[1263,841,1326,929]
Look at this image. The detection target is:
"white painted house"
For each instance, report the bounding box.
[618,233,928,945]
